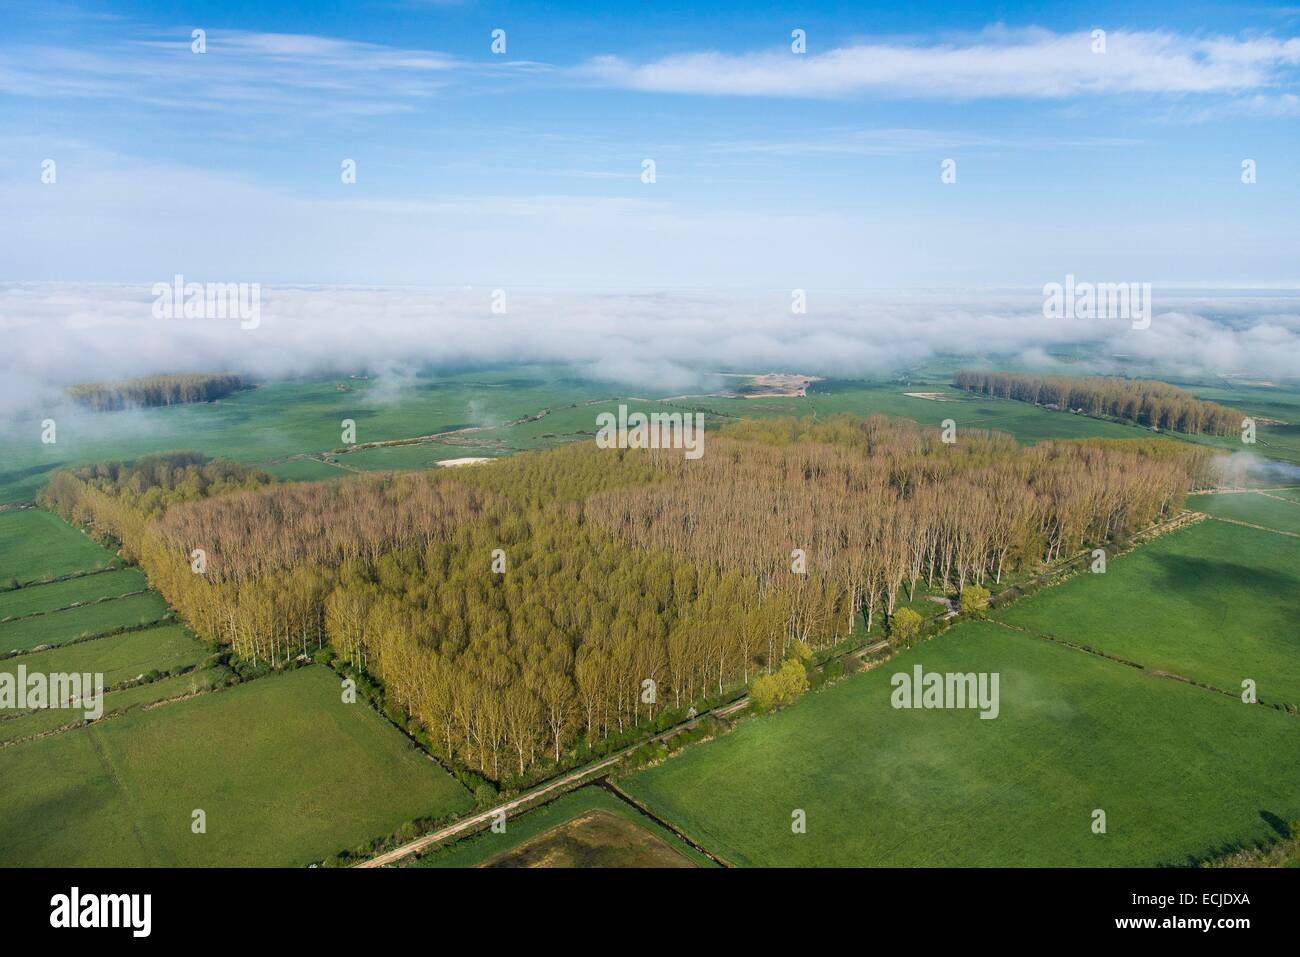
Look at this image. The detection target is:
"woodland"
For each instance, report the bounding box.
[39,414,1215,783]
[951,370,1241,436]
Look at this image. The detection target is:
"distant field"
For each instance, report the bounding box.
[414,786,715,868]
[993,518,1300,706]
[0,665,229,746]
[0,509,118,583]
[0,369,1211,506]
[1187,491,1300,536]
[0,665,473,866]
[805,380,1154,443]
[0,367,618,503]
[0,567,147,620]
[1189,382,1300,424]
[623,621,1300,867]
[1183,430,1300,467]
[1170,383,1300,466]
[1187,383,1300,466]
[0,623,206,689]
[336,442,507,472]
[0,591,171,654]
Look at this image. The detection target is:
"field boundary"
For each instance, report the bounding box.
[0,612,175,661]
[1198,514,1300,539]
[990,609,1299,714]
[600,780,734,867]
[0,588,150,624]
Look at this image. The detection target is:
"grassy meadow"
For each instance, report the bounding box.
[1186,382,1300,466]
[0,665,472,867]
[0,508,119,583]
[0,623,207,689]
[0,665,230,746]
[1187,490,1300,536]
[622,619,1300,867]
[993,518,1300,707]
[0,567,147,620]
[0,590,171,654]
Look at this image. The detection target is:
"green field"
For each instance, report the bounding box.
[0,367,620,503]
[0,623,207,689]
[0,665,473,866]
[0,665,229,746]
[0,568,147,621]
[0,368,1187,507]
[0,509,119,583]
[623,619,1300,867]
[804,380,1154,443]
[1187,382,1300,466]
[993,518,1300,706]
[414,786,716,868]
[2,369,1295,508]
[1187,491,1300,536]
[0,591,171,654]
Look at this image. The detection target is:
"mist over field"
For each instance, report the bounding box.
[1,282,1297,421]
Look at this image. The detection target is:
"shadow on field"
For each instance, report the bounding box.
[1148,553,1295,596]
[1260,810,1291,839]
[0,462,63,487]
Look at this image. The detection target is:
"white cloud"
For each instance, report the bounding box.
[581,28,1300,99]
[1,283,1296,420]
[0,29,544,114]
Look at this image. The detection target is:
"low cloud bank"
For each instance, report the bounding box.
[1,283,1297,421]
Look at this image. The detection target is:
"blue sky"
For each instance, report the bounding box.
[2,0,1298,287]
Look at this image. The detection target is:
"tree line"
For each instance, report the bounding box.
[952,370,1241,436]
[66,374,248,411]
[38,417,1215,785]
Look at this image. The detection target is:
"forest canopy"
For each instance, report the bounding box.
[66,373,248,411]
[38,417,1216,785]
[951,370,1241,436]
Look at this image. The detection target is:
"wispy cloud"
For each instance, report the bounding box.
[0,28,546,114]
[580,27,1300,100]
[702,127,1143,157]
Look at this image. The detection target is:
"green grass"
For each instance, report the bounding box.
[337,443,506,472]
[623,620,1300,867]
[1188,382,1300,424]
[1187,382,1300,466]
[0,568,147,620]
[0,665,473,866]
[0,509,118,584]
[1187,491,1300,536]
[0,369,1210,506]
[0,665,229,745]
[993,518,1300,706]
[413,785,717,868]
[0,623,207,689]
[0,367,618,503]
[0,591,171,654]
[805,380,1154,442]
[0,566,147,621]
